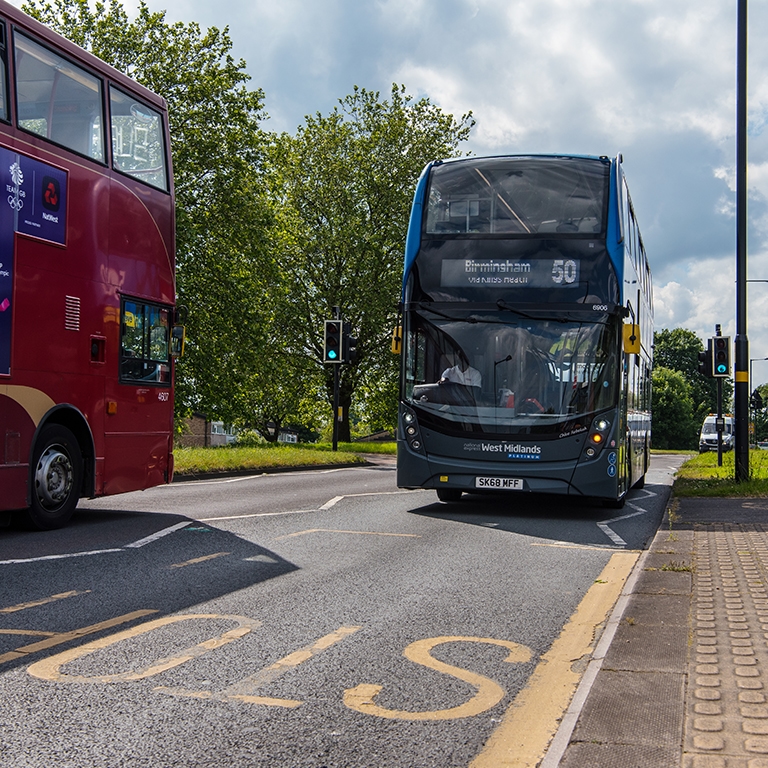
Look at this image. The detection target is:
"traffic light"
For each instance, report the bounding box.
[698,340,713,379]
[323,320,343,364]
[712,336,731,378]
[752,390,764,411]
[343,322,358,364]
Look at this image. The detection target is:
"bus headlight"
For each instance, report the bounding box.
[401,406,425,454]
[585,415,612,456]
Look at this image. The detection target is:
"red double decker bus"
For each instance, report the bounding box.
[0,0,180,529]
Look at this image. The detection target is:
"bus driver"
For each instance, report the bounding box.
[438,353,482,388]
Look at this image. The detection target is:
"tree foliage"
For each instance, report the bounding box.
[266,85,474,439]
[22,0,276,428]
[21,4,476,438]
[653,328,721,426]
[652,366,698,449]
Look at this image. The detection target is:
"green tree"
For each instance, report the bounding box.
[267,85,474,441]
[753,384,768,442]
[651,366,698,449]
[653,328,724,426]
[23,0,278,427]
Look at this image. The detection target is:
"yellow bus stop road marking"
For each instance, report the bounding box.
[170,552,231,568]
[345,637,533,721]
[158,625,363,708]
[0,610,158,665]
[26,614,259,683]
[470,551,638,768]
[0,590,91,613]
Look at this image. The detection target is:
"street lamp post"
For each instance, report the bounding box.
[734,0,749,480]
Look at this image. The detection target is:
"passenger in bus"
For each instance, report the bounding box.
[438,353,482,388]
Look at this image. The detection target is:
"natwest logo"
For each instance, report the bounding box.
[42,176,60,211]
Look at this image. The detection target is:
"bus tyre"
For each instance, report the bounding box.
[436,488,463,503]
[27,425,82,530]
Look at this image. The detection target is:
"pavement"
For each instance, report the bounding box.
[547,495,768,768]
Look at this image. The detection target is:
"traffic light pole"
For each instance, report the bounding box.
[332,364,340,452]
[717,378,724,467]
[332,306,341,452]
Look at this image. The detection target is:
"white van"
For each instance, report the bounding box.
[699,414,735,453]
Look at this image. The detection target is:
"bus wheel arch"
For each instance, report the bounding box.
[27,408,94,530]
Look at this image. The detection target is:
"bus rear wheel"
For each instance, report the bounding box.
[27,425,82,530]
[436,488,463,503]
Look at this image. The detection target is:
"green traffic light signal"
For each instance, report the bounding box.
[712,336,730,378]
[324,320,343,364]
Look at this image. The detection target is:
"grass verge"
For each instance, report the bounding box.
[173,442,395,476]
[673,449,768,497]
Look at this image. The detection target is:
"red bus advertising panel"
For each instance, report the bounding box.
[0,0,178,529]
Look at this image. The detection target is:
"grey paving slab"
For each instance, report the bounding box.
[554,497,768,768]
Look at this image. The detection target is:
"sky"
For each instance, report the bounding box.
[11,0,768,384]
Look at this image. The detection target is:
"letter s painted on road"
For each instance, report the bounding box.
[343,636,532,721]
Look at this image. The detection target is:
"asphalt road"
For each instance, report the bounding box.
[0,454,685,768]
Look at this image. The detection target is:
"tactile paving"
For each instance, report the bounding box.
[684,523,768,768]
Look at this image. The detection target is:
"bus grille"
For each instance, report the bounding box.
[65,296,81,331]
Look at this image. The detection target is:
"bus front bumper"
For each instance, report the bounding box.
[396,441,620,501]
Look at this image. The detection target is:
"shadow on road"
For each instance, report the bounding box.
[0,508,297,674]
[406,483,670,549]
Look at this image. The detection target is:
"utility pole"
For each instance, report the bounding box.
[735,0,749,481]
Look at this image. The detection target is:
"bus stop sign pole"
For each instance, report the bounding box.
[735,0,749,482]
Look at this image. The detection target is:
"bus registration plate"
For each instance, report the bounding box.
[475,477,524,490]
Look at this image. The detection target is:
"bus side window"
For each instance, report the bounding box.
[109,86,168,191]
[0,22,7,123]
[14,32,105,161]
[120,299,171,385]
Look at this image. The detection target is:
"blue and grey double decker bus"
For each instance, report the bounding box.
[396,154,653,507]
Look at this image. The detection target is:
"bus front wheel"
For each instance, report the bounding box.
[436,488,463,503]
[27,425,82,530]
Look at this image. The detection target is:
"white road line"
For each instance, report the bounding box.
[199,509,316,522]
[0,548,124,565]
[595,487,657,547]
[125,521,193,548]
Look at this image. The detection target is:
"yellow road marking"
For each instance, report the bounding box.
[0,629,57,637]
[27,614,259,683]
[0,610,158,665]
[158,625,362,708]
[170,552,230,568]
[470,551,638,768]
[344,637,532,721]
[274,529,420,541]
[0,590,91,613]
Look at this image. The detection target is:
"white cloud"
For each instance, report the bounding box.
[10,0,768,361]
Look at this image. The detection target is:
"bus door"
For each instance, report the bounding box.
[103,297,173,494]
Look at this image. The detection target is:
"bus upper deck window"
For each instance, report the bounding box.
[14,32,105,161]
[109,86,168,191]
[0,23,7,123]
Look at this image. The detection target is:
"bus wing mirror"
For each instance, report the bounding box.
[391,325,402,355]
[171,325,186,358]
[622,323,640,355]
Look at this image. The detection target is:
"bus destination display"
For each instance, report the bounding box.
[440,258,580,288]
